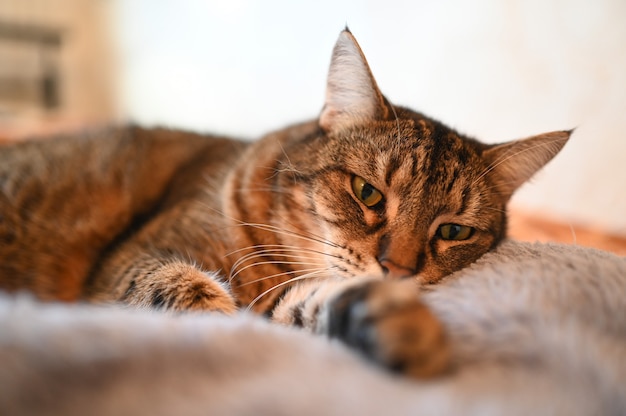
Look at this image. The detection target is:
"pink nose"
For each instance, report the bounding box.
[378,259,415,279]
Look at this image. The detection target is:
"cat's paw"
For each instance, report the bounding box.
[327,279,450,378]
[121,262,237,314]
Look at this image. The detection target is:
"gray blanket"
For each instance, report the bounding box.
[1,240,625,415]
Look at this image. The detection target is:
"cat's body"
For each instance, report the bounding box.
[0,30,569,377]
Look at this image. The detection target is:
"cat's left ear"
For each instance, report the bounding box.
[319,29,389,133]
[483,130,571,200]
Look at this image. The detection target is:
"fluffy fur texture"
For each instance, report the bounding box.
[1,29,571,377]
[1,240,624,415]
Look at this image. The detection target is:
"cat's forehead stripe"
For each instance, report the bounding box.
[384,154,402,186]
[382,151,422,191]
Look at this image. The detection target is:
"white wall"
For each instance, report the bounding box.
[113,0,626,236]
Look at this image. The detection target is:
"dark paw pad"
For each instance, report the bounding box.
[327,280,450,378]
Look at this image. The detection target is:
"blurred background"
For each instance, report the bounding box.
[0,0,624,252]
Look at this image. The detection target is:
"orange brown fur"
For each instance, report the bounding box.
[0,29,569,377]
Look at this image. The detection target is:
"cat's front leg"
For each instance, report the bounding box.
[271,278,450,378]
[88,251,237,314]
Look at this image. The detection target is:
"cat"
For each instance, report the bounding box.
[0,29,569,378]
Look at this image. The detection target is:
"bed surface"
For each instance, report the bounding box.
[1,240,625,416]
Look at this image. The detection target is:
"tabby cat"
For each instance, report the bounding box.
[0,30,569,377]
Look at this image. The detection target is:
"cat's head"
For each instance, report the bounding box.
[273,29,569,284]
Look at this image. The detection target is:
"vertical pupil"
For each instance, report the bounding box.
[361,183,373,200]
[448,224,460,239]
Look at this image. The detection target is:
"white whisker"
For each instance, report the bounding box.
[568,222,578,244]
[389,103,401,142]
[227,244,343,266]
[230,259,327,283]
[230,250,327,276]
[245,269,333,312]
[198,203,342,249]
[275,139,300,184]
[480,180,528,194]
[236,222,342,249]
[239,267,328,287]
[226,243,327,258]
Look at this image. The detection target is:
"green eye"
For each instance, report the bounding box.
[437,224,474,241]
[351,176,383,207]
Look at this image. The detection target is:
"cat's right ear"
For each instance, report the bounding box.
[319,29,389,133]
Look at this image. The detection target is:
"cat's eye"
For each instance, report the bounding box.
[437,224,474,241]
[351,176,383,207]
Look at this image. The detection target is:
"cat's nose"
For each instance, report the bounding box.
[378,258,415,279]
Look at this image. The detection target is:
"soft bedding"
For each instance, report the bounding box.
[1,240,625,415]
